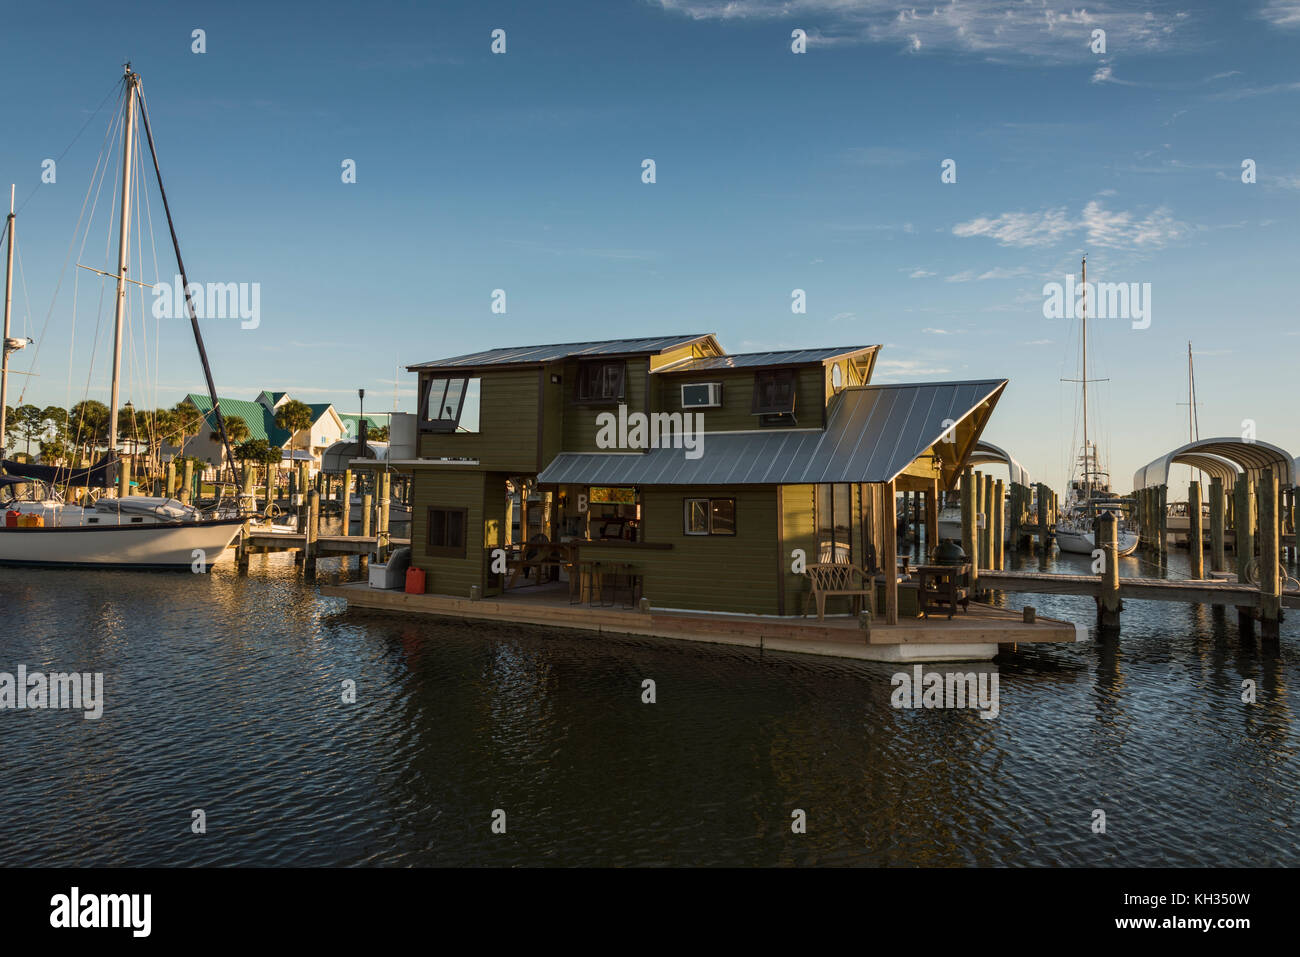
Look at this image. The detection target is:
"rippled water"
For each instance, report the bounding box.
[0,540,1296,866]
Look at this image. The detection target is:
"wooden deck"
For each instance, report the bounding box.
[979,570,1300,609]
[244,531,410,556]
[317,580,1079,663]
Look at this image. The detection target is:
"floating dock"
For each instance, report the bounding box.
[318,581,1078,663]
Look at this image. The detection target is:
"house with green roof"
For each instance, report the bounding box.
[177,391,346,472]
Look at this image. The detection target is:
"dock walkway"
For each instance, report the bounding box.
[318,581,1078,663]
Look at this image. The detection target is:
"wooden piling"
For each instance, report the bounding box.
[181,459,194,505]
[1036,483,1048,554]
[165,460,177,499]
[361,491,372,539]
[925,477,939,559]
[1209,477,1226,574]
[972,471,984,572]
[1235,479,1256,583]
[993,478,1005,570]
[961,468,978,595]
[1096,511,1122,634]
[305,489,320,575]
[341,468,352,535]
[1234,478,1256,636]
[1259,469,1280,642]
[118,457,132,499]
[1188,480,1204,579]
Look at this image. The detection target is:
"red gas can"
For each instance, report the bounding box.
[405,567,427,594]
[4,510,19,528]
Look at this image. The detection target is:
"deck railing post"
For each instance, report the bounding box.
[1188,480,1204,579]
[1096,511,1121,635]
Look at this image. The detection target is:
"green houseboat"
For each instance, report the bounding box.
[393,333,1008,626]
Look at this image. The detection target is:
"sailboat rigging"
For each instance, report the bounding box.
[1055,255,1140,557]
[0,65,246,569]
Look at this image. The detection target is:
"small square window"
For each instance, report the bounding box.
[752,369,797,415]
[683,497,736,536]
[426,506,468,558]
[575,360,626,403]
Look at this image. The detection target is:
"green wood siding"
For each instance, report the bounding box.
[409,469,487,597]
[596,485,780,615]
[654,366,827,433]
[418,369,540,471]
[560,357,650,453]
[780,484,817,615]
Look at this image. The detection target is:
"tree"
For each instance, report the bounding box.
[170,402,205,455]
[235,438,281,466]
[211,414,250,446]
[69,400,110,460]
[369,424,390,442]
[38,437,69,466]
[274,399,315,452]
[15,404,46,455]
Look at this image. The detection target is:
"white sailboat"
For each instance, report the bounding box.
[1056,255,1139,557]
[0,65,246,570]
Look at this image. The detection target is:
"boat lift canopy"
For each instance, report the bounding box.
[1133,437,1296,491]
[964,440,1032,487]
[320,440,390,475]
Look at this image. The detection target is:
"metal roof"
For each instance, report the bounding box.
[656,346,878,373]
[537,379,1006,487]
[408,335,716,371]
[1133,437,1295,491]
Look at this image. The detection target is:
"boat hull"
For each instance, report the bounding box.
[1056,528,1139,557]
[0,518,245,570]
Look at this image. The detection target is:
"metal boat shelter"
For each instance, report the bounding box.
[964,440,1031,488]
[1133,437,1295,491]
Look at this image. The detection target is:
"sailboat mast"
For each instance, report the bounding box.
[1080,254,1089,496]
[107,64,139,465]
[0,186,14,457]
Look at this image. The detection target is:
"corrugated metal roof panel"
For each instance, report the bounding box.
[537,379,1006,486]
[657,346,878,373]
[408,335,715,370]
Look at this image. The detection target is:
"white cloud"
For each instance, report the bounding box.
[1260,1,1300,28]
[1079,201,1194,249]
[952,207,1075,247]
[944,270,977,283]
[908,268,936,279]
[953,201,1196,250]
[873,358,951,379]
[652,1,1189,61]
[831,311,856,321]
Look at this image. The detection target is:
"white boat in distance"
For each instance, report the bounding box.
[0,476,244,570]
[1055,516,1140,557]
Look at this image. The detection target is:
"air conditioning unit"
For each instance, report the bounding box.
[680,382,722,408]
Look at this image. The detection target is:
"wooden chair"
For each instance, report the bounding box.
[803,562,878,621]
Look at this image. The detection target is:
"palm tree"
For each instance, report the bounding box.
[211,414,250,446]
[274,399,315,452]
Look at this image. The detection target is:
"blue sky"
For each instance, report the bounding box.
[2,0,1298,491]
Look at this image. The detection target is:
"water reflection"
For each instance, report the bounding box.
[0,544,1296,866]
